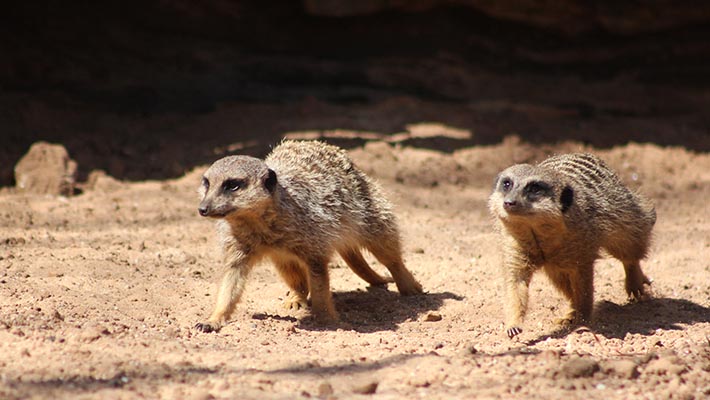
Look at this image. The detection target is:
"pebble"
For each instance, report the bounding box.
[424,313,442,322]
[352,381,378,395]
[601,359,639,379]
[644,356,687,376]
[187,389,214,400]
[317,382,334,397]
[79,324,110,343]
[561,357,600,378]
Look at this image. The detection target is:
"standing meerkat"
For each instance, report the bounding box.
[489,153,656,338]
[195,140,423,332]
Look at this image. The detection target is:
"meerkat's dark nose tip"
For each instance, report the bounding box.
[503,200,517,209]
[198,206,209,216]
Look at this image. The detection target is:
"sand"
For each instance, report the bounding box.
[1,132,708,399]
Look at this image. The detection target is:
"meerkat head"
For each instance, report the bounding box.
[198,156,278,219]
[489,163,574,224]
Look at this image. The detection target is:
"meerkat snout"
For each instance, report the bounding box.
[198,205,209,216]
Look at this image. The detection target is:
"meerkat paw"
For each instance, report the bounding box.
[626,275,652,302]
[398,280,424,296]
[554,309,586,327]
[283,291,309,310]
[194,321,222,333]
[554,316,575,327]
[506,326,523,338]
[311,308,340,325]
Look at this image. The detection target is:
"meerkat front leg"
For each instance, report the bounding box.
[504,262,533,338]
[623,262,651,301]
[195,251,254,333]
[307,257,338,323]
[275,260,309,310]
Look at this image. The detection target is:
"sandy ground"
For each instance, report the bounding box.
[0,134,709,399]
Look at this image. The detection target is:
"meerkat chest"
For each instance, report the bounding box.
[506,220,569,265]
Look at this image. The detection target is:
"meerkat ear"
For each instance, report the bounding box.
[560,185,574,212]
[264,169,277,192]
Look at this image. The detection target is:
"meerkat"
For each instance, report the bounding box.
[488,153,656,338]
[194,140,423,332]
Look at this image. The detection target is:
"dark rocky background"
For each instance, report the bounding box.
[2,0,709,186]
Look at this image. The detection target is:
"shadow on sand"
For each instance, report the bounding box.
[525,297,710,345]
[293,287,463,334]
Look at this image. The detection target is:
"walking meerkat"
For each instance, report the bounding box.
[489,153,656,338]
[195,140,423,332]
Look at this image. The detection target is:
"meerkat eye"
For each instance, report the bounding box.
[223,179,244,192]
[501,178,513,191]
[201,177,209,190]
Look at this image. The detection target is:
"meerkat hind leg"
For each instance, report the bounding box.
[339,248,394,288]
[366,239,423,296]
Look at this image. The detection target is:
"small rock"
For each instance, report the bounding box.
[317,382,334,397]
[79,324,111,343]
[85,170,122,192]
[645,356,687,376]
[462,344,478,355]
[424,313,442,322]
[537,349,561,363]
[602,359,639,379]
[187,388,214,400]
[561,357,600,378]
[14,142,77,196]
[352,381,378,395]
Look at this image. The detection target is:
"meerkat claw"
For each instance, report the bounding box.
[507,326,523,338]
[195,322,220,333]
[283,291,308,310]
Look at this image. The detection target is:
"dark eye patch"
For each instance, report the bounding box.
[523,181,552,198]
[223,179,246,192]
[201,177,210,190]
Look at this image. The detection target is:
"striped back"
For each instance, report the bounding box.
[539,153,623,201]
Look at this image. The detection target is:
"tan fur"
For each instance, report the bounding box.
[195,140,423,332]
[488,153,656,338]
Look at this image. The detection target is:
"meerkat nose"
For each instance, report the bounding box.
[504,200,517,209]
[198,206,209,216]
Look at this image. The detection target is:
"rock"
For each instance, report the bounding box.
[424,312,442,322]
[351,381,378,395]
[317,382,334,397]
[644,356,688,376]
[79,324,111,343]
[85,170,122,192]
[14,142,77,196]
[601,359,639,379]
[187,389,214,400]
[537,349,561,363]
[561,357,600,378]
